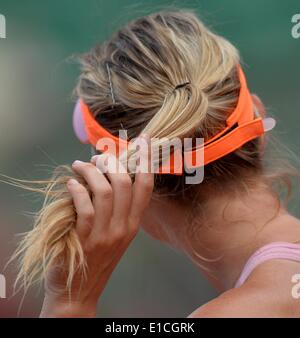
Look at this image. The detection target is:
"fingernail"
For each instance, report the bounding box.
[72,160,84,166]
[67,178,79,185]
[91,155,98,164]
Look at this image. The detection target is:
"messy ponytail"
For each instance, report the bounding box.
[5,167,87,293]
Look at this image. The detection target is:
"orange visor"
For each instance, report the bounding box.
[77,66,274,175]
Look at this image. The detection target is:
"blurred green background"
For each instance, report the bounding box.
[0,0,299,317]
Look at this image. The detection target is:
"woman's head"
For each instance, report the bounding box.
[76,10,265,214]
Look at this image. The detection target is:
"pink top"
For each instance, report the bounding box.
[234,242,300,288]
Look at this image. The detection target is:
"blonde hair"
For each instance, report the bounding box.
[8,9,289,294]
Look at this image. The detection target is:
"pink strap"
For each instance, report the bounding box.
[234,242,300,288]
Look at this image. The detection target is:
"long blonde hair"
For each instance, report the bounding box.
[8,9,292,294]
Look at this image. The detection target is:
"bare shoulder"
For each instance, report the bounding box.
[189,260,300,318]
[188,285,269,318]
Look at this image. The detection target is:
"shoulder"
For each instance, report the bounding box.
[188,284,266,318]
[189,258,300,318]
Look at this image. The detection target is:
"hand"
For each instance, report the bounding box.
[40,137,154,317]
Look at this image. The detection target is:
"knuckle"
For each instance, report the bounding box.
[91,235,108,249]
[95,186,113,199]
[71,184,86,194]
[112,227,127,241]
[117,176,132,190]
[80,209,95,223]
[102,236,117,248]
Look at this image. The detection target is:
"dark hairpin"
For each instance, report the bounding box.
[174,82,190,90]
[106,62,116,105]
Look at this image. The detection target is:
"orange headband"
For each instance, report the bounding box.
[78,66,269,175]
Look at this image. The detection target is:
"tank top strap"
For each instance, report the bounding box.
[235,242,300,288]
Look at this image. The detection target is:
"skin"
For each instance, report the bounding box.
[40,99,300,318]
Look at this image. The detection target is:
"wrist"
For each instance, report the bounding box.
[40,296,98,318]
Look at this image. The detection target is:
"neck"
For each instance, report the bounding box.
[155,182,300,291]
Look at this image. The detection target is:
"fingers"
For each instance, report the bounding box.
[91,135,154,233]
[70,133,154,248]
[129,135,154,229]
[67,178,94,242]
[72,161,113,236]
[95,154,133,222]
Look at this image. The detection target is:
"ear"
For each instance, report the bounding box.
[73,99,89,144]
[251,94,266,118]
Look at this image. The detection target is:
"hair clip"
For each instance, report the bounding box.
[106,62,116,105]
[174,82,190,90]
